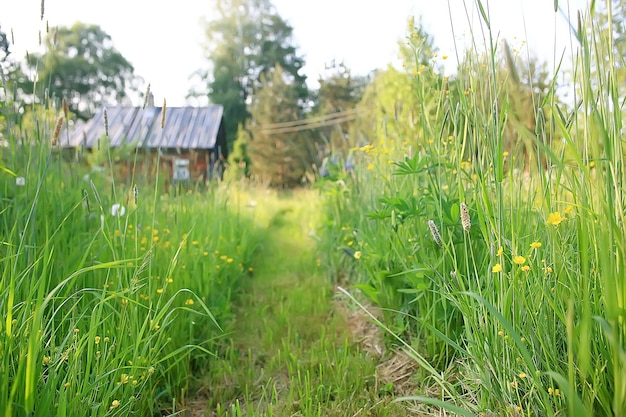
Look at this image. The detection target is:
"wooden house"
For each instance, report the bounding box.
[60,103,228,183]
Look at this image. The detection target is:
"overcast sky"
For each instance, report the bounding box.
[4,0,587,106]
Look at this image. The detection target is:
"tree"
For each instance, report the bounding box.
[225,124,252,181]
[198,0,308,148]
[23,22,139,120]
[0,27,8,60]
[248,65,316,187]
[313,61,370,155]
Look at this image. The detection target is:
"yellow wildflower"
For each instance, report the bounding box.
[521,265,530,272]
[546,211,566,226]
[354,251,362,260]
[497,246,503,256]
[513,256,526,265]
[530,241,542,249]
[492,263,502,273]
[110,400,120,409]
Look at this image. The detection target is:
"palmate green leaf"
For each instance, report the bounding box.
[365,207,393,220]
[374,195,423,222]
[393,153,425,175]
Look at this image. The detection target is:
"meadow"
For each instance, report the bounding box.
[318,4,626,416]
[1,1,625,416]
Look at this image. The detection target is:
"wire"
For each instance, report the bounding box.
[252,107,372,135]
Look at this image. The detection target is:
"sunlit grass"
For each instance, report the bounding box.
[0,123,263,415]
[319,1,625,415]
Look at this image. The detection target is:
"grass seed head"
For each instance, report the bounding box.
[427,220,442,247]
[161,98,167,128]
[104,108,109,137]
[52,116,63,146]
[460,202,471,231]
[133,184,139,205]
[142,83,151,109]
[62,97,69,119]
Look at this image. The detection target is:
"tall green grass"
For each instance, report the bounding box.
[319,2,625,415]
[0,107,262,415]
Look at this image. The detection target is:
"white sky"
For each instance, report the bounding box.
[4,0,588,106]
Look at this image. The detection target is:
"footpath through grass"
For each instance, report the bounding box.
[191,189,406,417]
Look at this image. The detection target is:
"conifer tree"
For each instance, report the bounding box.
[248,65,316,187]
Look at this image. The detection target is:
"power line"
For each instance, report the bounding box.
[255,107,364,130]
[252,107,372,135]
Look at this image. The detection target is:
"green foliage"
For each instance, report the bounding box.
[0,26,9,59]
[225,124,252,180]
[313,62,369,155]
[319,6,626,415]
[0,117,262,415]
[200,0,308,147]
[22,22,138,120]
[248,65,317,187]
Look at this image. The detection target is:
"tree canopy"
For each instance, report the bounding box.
[198,0,308,147]
[248,65,316,187]
[23,22,138,120]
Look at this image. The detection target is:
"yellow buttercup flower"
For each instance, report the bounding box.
[492,263,502,273]
[546,211,566,226]
[530,242,542,249]
[513,256,526,265]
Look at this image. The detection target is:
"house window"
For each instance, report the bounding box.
[173,158,190,181]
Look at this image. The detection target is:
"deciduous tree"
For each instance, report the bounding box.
[197,0,308,148]
[313,61,369,155]
[248,65,315,187]
[23,22,139,120]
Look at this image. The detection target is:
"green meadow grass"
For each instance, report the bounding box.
[319,3,625,416]
[189,187,409,417]
[0,128,263,415]
[2,1,625,416]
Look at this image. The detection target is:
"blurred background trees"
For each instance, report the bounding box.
[23,22,139,120]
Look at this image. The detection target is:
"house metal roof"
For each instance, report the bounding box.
[60,105,224,150]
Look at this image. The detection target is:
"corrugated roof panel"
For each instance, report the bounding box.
[107,108,129,147]
[182,107,200,149]
[62,105,223,150]
[133,107,158,147]
[165,108,185,149]
[84,109,106,148]
[143,107,166,148]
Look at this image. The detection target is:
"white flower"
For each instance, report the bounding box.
[111,203,126,217]
[16,177,25,186]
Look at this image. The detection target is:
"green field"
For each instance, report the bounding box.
[2,1,626,416]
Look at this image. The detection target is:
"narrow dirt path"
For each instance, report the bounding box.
[188,194,407,416]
